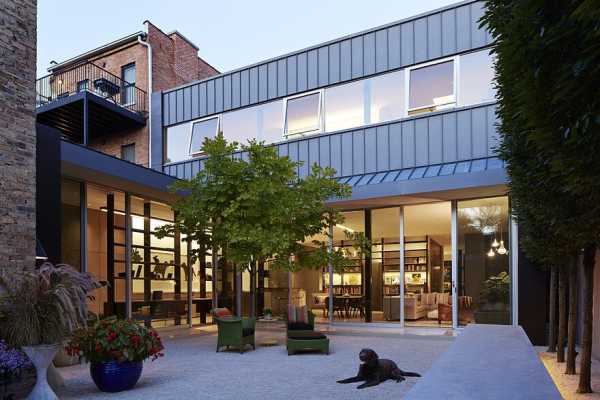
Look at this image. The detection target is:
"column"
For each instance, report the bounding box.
[106,193,115,315]
[399,206,405,326]
[124,193,132,319]
[364,209,372,322]
[451,200,458,329]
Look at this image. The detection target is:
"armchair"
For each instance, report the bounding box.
[213,308,256,353]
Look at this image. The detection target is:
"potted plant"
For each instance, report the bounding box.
[66,317,164,393]
[0,263,101,400]
[0,340,35,399]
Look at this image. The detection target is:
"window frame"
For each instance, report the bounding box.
[120,143,136,163]
[405,56,459,116]
[283,89,324,138]
[121,62,136,106]
[188,115,221,157]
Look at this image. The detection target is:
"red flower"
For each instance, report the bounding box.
[107,332,117,342]
[95,343,102,353]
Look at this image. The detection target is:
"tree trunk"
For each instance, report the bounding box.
[548,265,558,352]
[557,264,567,363]
[566,256,578,374]
[577,245,596,393]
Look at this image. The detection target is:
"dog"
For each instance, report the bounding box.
[337,348,421,389]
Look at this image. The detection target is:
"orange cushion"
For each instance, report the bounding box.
[213,307,232,318]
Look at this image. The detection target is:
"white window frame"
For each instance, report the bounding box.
[405,56,459,116]
[283,89,324,138]
[188,115,221,157]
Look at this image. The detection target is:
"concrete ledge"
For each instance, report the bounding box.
[406,325,561,400]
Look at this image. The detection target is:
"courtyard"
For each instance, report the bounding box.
[56,326,452,400]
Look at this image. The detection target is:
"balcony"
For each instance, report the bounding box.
[36,61,147,144]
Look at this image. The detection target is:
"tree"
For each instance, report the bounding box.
[158,134,353,317]
[483,0,600,392]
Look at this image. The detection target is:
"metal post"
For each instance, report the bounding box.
[364,209,372,322]
[510,216,519,326]
[187,241,193,328]
[106,193,115,315]
[399,206,405,327]
[212,249,218,310]
[124,193,132,319]
[451,200,459,329]
[250,259,256,318]
[328,223,334,325]
[79,182,88,273]
[236,264,242,317]
[83,94,88,146]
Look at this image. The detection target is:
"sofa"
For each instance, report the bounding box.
[383,296,428,320]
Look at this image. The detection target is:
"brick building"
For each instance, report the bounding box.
[0,0,37,268]
[39,21,218,167]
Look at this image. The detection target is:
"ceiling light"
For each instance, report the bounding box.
[335,224,355,233]
[487,248,495,257]
[491,238,499,248]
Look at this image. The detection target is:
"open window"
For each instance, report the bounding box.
[189,117,219,156]
[408,59,455,116]
[284,91,322,137]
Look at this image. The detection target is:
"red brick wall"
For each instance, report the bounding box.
[83,22,218,167]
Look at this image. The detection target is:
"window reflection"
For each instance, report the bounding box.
[459,50,496,106]
[164,123,189,164]
[285,92,321,136]
[190,117,219,155]
[409,60,455,115]
[369,70,405,124]
[457,196,510,326]
[325,80,365,132]
[221,100,283,145]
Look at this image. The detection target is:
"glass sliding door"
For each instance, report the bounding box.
[457,196,511,326]
[403,202,452,327]
[372,208,401,323]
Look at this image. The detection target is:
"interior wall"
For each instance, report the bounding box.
[592,252,600,359]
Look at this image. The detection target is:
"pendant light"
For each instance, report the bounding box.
[491,238,500,248]
[487,248,496,257]
[497,240,507,255]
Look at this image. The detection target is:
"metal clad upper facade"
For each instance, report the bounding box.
[161,0,490,127]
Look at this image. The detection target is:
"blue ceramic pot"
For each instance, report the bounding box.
[90,361,143,392]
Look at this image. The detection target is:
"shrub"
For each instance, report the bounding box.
[66,317,164,363]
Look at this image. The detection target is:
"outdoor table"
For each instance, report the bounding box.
[257,317,284,346]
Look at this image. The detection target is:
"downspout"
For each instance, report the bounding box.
[138,22,153,168]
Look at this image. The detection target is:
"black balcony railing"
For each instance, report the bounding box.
[36,61,147,115]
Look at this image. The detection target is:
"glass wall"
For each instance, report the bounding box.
[324,80,365,132]
[369,70,405,124]
[285,92,321,136]
[164,123,190,164]
[403,202,452,327]
[60,179,81,270]
[457,196,511,326]
[372,208,400,323]
[459,49,496,106]
[221,100,284,145]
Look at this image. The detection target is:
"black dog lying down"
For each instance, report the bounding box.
[337,348,421,389]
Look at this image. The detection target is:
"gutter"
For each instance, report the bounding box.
[138,23,153,168]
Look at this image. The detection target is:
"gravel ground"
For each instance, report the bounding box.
[56,329,452,400]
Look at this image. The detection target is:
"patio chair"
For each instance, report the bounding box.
[212,308,256,353]
[286,305,329,355]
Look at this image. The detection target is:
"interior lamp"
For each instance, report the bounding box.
[491,238,500,248]
[497,241,507,255]
[487,248,496,258]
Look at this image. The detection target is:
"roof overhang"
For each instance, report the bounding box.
[61,140,180,203]
[48,31,144,73]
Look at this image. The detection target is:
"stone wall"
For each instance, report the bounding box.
[0,0,37,268]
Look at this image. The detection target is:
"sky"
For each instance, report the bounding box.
[37,0,457,78]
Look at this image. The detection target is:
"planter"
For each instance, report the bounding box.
[22,344,59,400]
[90,361,143,392]
[0,366,36,400]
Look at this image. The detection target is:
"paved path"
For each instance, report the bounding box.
[56,329,451,400]
[406,324,562,400]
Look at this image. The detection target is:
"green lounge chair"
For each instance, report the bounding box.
[286,308,329,355]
